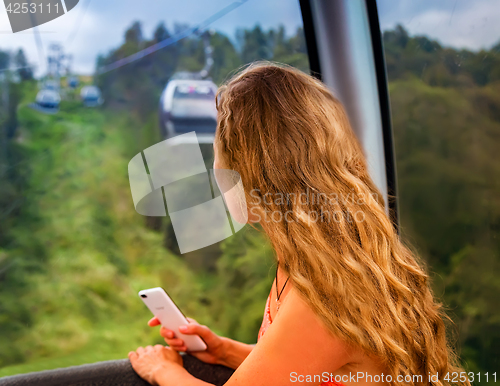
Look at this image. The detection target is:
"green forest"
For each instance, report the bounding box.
[0,22,499,383]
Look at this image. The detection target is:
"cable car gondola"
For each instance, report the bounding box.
[158,78,218,144]
[42,79,60,91]
[80,85,103,107]
[35,89,61,109]
[68,76,79,88]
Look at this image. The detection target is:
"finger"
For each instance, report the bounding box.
[160,326,175,339]
[167,343,186,351]
[136,346,145,355]
[148,317,161,327]
[128,351,138,361]
[179,323,211,339]
[154,344,164,350]
[165,341,185,349]
[186,317,199,324]
[165,338,184,347]
[145,345,153,352]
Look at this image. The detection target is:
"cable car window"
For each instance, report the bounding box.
[173,85,215,99]
[376,0,500,376]
[0,0,309,377]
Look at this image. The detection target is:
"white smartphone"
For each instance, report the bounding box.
[138,287,207,352]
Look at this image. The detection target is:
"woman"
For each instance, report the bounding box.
[128,62,470,386]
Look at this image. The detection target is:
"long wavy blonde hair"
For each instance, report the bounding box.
[214,61,468,386]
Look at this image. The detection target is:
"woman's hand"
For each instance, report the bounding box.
[128,344,183,386]
[149,316,228,366]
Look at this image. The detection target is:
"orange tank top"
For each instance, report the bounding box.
[257,294,344,386]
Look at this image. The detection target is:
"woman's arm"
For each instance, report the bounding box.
[218,337,254,369]
[154,364,213,386]
[151,316,254,369]
[155,315,254,370]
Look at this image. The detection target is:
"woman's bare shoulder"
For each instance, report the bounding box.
[275,286,357,363]
[279,287,388,380]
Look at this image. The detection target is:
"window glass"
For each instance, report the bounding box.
[173,85,215,99]
[0,0,308,375]
[377,0,500,375]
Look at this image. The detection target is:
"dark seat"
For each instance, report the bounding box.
[0,354,235,386]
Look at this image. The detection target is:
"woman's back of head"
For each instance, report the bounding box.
[215,61,376,200]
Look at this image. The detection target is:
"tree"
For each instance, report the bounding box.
[153,22,170,43]
[125,21,143,45]
[0,50,10,70]
[241,25,272,63]
[383,24,409,49]
[14,49,32,81]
